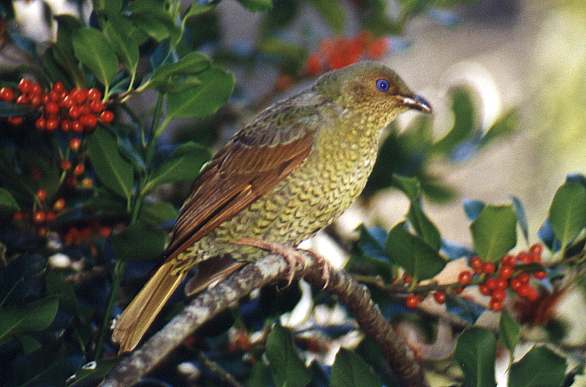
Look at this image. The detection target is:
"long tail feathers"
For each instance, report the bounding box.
[112,261,185,353]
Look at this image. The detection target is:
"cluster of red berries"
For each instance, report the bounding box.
[62,224,112,246]
[305,31,389,76]
[12,189,67,237]
[0,79,114,145]
[404,244,547,312]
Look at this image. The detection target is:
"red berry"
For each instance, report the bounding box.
[69,138,81,152]
[53,198,65,211]
[35,117,46,130]
[405,294,420,309]
[99,110,114,123]
[30,83,42,95]
[60,160,71,171]
[495,278,508,290]
[80,114,97,129]
[458,270,472,286]
[510,278,522,292]
[366,37,388,59]
[16,95,29,104]
[489,299,503,311]
[79,105,91,115]
[517,252,531,264]
[0,87,15,101]
[501,254,516,267]
[45,102,59,115]
[499,266,514,279]
[68,106,81,119]
[305,53,322,76]
[402,273,412,285]
[433,291,446,304]
[71,120,83,133]
[71,88,88,104]
[89,100,105,113]
[99,226,112,238]
[46,211,56,222]
[8,116,23,125]
[526,286,539,301]
[73,163,85,176]
[60,95,74,108]
[61,119,71,132]
[485,278,497,290]
[454,286,465,294]
[18,79,32,93]
[518,272,530,284]
[52,81,65,92]
[33,210,46,223]
[46,117,59,132]
[30,95,42,107]
[479,284,491,296]
[517,284,532,298]
[36,188,47,201]
[529,243,543,257]
[88,88,102,101]
[482,262,496,274]
[534,271,547,280]
[491,289,506,302]
[470,256,482,273]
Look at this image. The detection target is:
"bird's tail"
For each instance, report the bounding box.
[112,261,185,353]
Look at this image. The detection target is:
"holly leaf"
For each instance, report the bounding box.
[508,346,566,387]
[548,181,586,250]
[265,323,310,387]
[145,142,211,192]
[0,297,59,343]
[166,66,234,119]
[512,196,529,244]
[470,205,517,262]
[454,328,497,387]
[72,28,118,88]
[87,128,135,201]
[111,222,167,261]
[385,222,446,280]
[499,310,520,355]
[237,0,273,11]
[103,19,139,79]
[0,188,20,212]
[330,348,381,387]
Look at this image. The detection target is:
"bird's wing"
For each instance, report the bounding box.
[164,96,324,263]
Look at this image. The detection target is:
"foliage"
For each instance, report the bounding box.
[0,0,584,386]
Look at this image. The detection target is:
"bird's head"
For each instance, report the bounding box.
[315,61,432,128]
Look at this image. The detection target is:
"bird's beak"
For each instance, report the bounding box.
[398,95,432,114]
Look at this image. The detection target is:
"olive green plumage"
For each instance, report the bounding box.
[112,61,431,352]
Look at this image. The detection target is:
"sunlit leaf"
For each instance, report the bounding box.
[499,310,520,355]
[548,181,586,250]
[470,205,517,262]
[454,328,496,387]
[508,347,566,387]
[330,348,381,387]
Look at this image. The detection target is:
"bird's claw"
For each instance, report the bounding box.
[234,238,331,288]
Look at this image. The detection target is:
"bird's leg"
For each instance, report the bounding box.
[234,238,331,287]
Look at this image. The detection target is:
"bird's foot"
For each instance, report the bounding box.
[234,238,330,287]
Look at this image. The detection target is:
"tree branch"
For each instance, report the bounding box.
[99,253,427,387]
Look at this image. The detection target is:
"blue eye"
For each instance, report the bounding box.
[376,79,390,92]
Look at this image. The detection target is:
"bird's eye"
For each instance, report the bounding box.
[375,79,390,93]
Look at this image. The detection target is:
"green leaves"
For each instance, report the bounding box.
[471,205,517,262]
[330,349,381,387]
[72,28,118,89]
[146,52,210,93]
[0,188,19,212]
[308,0,345,34]
[508,347,566,387]
[265,324,311,387]
[0,297,59,344]
[454,328,496,387]
[386,222,446,280]
[103,19,139,80]
[548,181,586,250]
[87,128,134,201]
[145,142,211,192]
[166,66,235,119]
[499,310,520,354]
[111,223,167,261]
[238,0,273,12]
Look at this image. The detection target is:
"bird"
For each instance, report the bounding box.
[112,61,432,353]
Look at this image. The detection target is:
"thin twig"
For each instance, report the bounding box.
[196,351,243,387]
[99,254,427,387]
